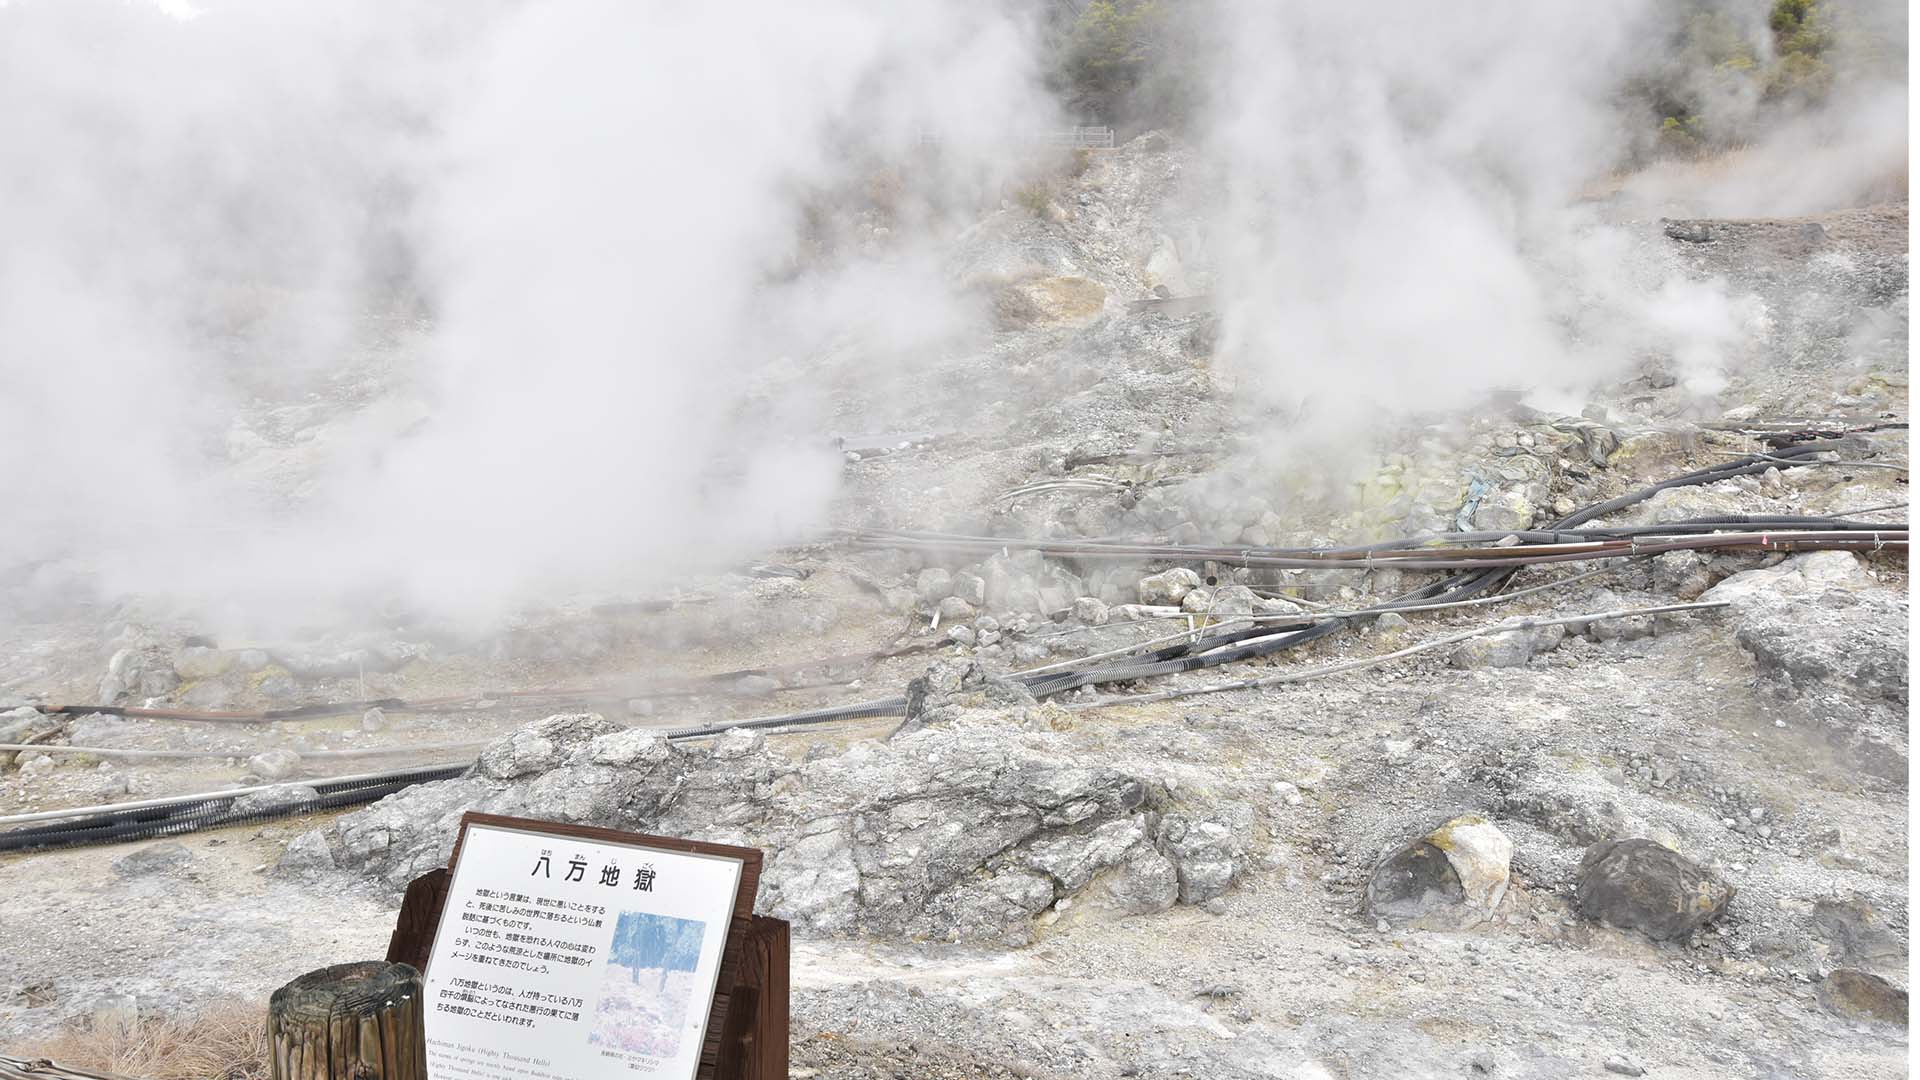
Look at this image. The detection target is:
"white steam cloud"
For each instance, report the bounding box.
[1198,1,1900,427]
[0,0,1902,634]
[1202,2,1738,424]
[0,0,1051,633]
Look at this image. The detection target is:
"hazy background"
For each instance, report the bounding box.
[0,0,1905,637]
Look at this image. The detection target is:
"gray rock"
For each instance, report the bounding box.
[896,661,985,736]
[1156,809,1250,904]
[1451,624,1564,669]
[1576,839,1734,941]
[295,713,1184,944]
[1254,595,1305,617]
[279,830,337,878]
[1367,815,1512,928]
[1072,596,1110,626]
[98,648,141,702]
[361,706,388,732]
[982,555,1045,611]
[1810,896,1907,971]
[951,572,987,607]
[172,646,234,681]
[1137,568,1202,605]
[923,868,1058,945]
[233,649,273,673]
[1470,490,1534,533]
[91,994,138,1035]
[139,666,180,697]
[916,568,955,602]
[1036,584,1073,614]
[1109,848,1180,914]
[712,729,766,760]
[1203,584,1258,616]
[0,707,56,744]
[1815,969,1908,1026]
[247,749,302,781]
[1648,550,1713,600]
[112,842,193,877]
[1603,1054,1647,1077]
[1588,614,1655,643]
[1179,587,1214,613]
[232,784,320,814]
[936,596,977,623]
[475,713,619,779]
[180,680,233,710]
[1703,553,1906,703]
[589,727,671,767]
[257,676,299,704]
[762,827,862,934]
[1022,816,1149,892]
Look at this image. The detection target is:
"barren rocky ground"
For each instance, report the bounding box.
[0,135,1907,1079]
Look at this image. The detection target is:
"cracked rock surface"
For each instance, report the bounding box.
[288,711,1250,945]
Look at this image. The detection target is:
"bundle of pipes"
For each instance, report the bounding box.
[842,523,1903,570]
[2,439,1904,852]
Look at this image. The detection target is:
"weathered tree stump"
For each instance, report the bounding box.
[268,962,427,1080]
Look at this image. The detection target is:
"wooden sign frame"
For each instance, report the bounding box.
[428,812,765,1080]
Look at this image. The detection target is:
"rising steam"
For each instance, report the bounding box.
[0,0,1052,633]
[0,0,1903,636]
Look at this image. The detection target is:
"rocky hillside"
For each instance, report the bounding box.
[0,133,1908,1079]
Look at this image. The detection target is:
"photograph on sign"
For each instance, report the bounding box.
[421,816,754,1080]
[591,911,707,1056]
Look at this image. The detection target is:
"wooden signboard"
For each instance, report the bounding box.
[395,813,776,1080]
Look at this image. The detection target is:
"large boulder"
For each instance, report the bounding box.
[1815,969,1908,1026]
[0,707,58,746]
[284,713,1244,945]
[1702,552,1906,703]
[1575,839,1733,941]
[1366,814,1513,928]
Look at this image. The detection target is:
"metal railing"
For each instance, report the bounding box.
[917,126,1115,149]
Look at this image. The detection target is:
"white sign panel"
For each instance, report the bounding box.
[423,820,746,1080]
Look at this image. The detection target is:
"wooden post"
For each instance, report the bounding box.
[716,916,790,1080]
[268,962,427,1080]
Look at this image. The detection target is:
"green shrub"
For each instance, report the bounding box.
[1014,184,1053,219]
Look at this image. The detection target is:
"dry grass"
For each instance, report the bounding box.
[14,999,268,1080]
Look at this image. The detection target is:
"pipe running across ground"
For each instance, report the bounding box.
[1,439,1904,852]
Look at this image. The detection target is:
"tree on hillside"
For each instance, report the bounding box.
[1055,0,1203,133]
